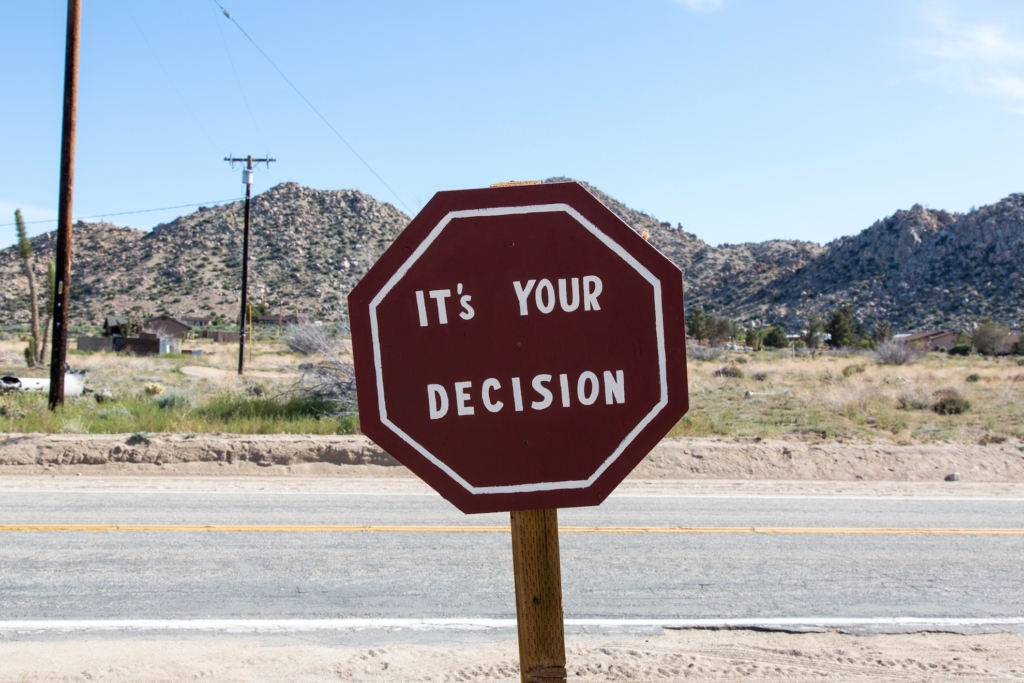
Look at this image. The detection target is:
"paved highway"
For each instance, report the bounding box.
[1,488,1023,639]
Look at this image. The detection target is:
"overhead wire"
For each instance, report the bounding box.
[0,198,242,227]
[206,0,269,152]
[210,0,415,215]
[123,1,218,149]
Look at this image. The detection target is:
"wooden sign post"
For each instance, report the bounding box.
[511,509,566,682]
[348,182,689,680]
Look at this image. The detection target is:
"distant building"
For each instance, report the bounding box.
[142,315,191,340]
[103,316,128,337]
[893,331,958,352]
[199,330,240,343]
[257,314,309,326]
[179,315,213,327]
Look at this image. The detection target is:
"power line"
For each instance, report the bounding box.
[211,1,415,215]
[0,198,242,227]
[207,0,269,151]
[124,1,217,149]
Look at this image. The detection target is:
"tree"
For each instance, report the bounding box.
[745,327,762,350]
[802,314,825,349]
[38,260,56,362]
[762,325,789,349]
[825,304,857,349]
[707,315,733,347]
[973,320,1010,356]
[687,305,708,344]
[873,321,892,344]
[15,210,41,366]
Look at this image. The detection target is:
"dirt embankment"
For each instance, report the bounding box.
[2,433,1023,481]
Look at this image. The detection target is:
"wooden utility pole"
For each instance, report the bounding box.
[224,155,274,374]
[48,0,82,410]
[510,509,567,683]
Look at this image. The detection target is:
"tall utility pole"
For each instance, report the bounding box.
[224,155,274,374]
[49,0,82,410]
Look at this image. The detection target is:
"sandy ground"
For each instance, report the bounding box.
[2,630,1023,682]
[178,365,296,380]
[3,433,1024,483]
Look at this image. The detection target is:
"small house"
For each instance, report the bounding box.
[103,315,128,337]
[142,315,191,340]
[894,331,958,352]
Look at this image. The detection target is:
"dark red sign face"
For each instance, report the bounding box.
[349,182,688,513]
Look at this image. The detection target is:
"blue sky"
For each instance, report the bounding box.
[3,0,1024,249]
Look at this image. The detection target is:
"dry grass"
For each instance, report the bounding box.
[0,337,357,435]
[3,340,1022,444]
[672,349,1024,444]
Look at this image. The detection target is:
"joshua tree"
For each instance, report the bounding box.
[39,260,56,362]
[15,210,41,366]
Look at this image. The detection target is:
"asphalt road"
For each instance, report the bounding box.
[1,489,1023,639]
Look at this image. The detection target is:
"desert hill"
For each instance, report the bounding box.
[1,180,1021,332]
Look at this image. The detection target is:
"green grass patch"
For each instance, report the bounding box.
[0,392,359,435]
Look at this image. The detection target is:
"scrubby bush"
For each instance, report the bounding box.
[932,389,970,415]
[874,341,921,366]
[717,365,744,379]
[155,391,192,410]
[762,326,789,349]
[948,344,972,357]
[897,393,930,411]
[973,321,1010,356]
[842,363,866,377]
[751,371,769,382]
[966,373,981,383]
[283,324,340,356]
[687,345,724,361]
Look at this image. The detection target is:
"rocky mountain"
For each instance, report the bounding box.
[1,180,1021,333]
[737,196,1024,330]
[0,183,408,326]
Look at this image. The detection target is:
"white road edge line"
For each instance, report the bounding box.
[1,618,1023,632]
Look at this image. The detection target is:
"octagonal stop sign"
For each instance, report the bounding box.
[349,181,688,513]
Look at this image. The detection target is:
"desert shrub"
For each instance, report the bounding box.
[751,371,769,382]
[762,326,789,349]
[717,365,744,379]
[932,389,970,415]
[687,345,724,361]
[966,373,981,383]
[154,391,192,410]
[948,344,971,356]
[874,341,921,366]
[842,363,866,378]
[283,324,340,356]
[734,356,748,364]
[897,393,930,410]
[143,383,164,396]
[973,321,1010,356]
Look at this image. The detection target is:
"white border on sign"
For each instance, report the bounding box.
[368,204,667,495]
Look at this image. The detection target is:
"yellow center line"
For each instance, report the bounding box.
[0,524,1021,535]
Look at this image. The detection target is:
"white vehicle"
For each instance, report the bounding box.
[0,372,85,396]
